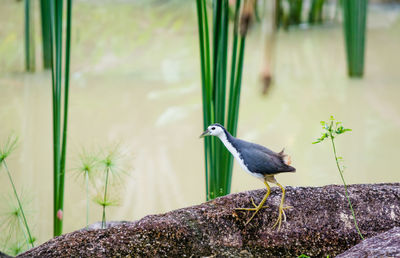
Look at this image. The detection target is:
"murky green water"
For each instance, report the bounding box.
[0,0,399,247]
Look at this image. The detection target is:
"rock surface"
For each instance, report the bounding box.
[337,227,400,257]
[0,251,12,258]
[19,183,400,257]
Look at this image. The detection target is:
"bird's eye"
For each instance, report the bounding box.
[211,127,216,130]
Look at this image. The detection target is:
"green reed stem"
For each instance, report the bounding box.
[24,0,35,72]
[57,0,72,235]
[225,36,246,192]
[196,0,211,200]
[50,0,72,236]
[40,0,52,68]
[308,0,324,24]
[52,0,63,236]
[291,0,303,25]
[85,171,89,228]
[1,161,34,248]
[342,0,367,77]
[48,0,59,236]
[18,215,30,248]
[102,168,110,229]
[224,0,242,194]
[328,128,364,240]
[196,0,247,200]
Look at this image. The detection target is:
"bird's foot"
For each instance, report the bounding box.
[234,197,269,225]
[271,205,292,231]
[234,197,268,211]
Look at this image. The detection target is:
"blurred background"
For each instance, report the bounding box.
[0,0,399,252]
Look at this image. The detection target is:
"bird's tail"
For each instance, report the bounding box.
[278,148,296,172]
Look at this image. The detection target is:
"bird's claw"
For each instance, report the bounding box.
[234,197,270,225]
[271,205,292,231]
[234,197,268,211]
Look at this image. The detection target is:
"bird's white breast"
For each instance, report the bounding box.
[217,133,264,179]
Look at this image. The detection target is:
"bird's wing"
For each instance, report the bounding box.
[240,148,288,175]
[230,138,295,174]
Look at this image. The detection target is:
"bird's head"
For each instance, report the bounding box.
[199,123,225,138]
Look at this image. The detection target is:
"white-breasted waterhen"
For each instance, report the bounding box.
[200,123,295,229]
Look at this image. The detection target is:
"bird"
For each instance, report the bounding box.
[200,123,295,229]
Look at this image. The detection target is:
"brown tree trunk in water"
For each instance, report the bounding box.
[261,0,277,95]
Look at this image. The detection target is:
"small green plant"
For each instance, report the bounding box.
[101,152,112,229]
[73,150,99,228]
[94,190,120,230]
[313,116,364,240]
[0,194,36,256]
[99,146,127,229]
[73,145,128,229]
[6,240,25,257]
[0,135,35,250]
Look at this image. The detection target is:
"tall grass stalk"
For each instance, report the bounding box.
[342,0,367,77]
[275,0,330,29]
[196,0,251,200]
[0,135,34,248]
[49,0,73,236]
[313,116,364,240]
[40,0,52,69]
[289,0,303,25]
[24,0,35,71]
[308,0,325,24]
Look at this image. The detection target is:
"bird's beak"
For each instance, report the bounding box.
[199,129,210,138]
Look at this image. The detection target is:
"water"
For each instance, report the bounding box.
[0,0,399,247]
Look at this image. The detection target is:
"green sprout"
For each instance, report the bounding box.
[0,135,35,249]
[74,144,128,230]
[0,194,36,255]
[313,116,364,240]
[98,146,127,229]
[73,149,100,228]
[93,189,120,229]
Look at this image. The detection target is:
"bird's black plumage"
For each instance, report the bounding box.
[215,123,296,176]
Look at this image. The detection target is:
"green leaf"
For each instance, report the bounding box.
[313,133,328,144]
[28,236,37,244]
[336,126,352,135]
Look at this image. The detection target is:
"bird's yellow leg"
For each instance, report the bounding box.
[235,181,271,225]
[271,182,292,231]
